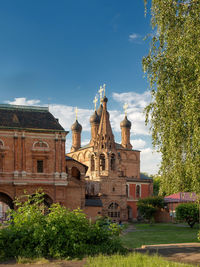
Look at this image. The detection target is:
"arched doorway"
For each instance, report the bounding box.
[0,192,14,222]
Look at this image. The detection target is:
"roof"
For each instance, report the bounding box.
[85,198,103,207]
[65,155,88,171]
[140,173,153,180]
[164,192,197,203]
[74,143,92,151]
[0,104,65,132]
[115,142,140,152]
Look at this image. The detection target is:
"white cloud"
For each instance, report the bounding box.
[6,97,41,106]
[129,33,141,42]
[112,91,151,108]
[131,139,146,150]
[140,148,161,175]
[111,91,151,135]
[65,138,72,153]
[49,104,92,132]
[129,33,140,41]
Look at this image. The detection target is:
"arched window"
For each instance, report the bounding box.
[100,154,105,171]
[71,167,81,180]
[136,185,141,199]
[108,202,120,218]
[91,155,95,171]
[111,154,115,170]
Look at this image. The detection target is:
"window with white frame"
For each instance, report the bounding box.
[136,184,141,199]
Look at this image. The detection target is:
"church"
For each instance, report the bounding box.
[0,86,153,222]
[67,85,153,221]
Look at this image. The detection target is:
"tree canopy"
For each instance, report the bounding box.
[143,0,200,195]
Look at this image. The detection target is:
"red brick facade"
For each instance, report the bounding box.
[0,105,86,212]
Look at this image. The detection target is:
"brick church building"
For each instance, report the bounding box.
[0,90,153,221]
[67,91,153,221]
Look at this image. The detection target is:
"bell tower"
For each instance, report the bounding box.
[95,85,115,151]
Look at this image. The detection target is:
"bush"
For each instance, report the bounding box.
[0,192,126,261]
[137,196,164,222]
[176,203,199,228]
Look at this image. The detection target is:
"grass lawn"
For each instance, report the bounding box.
[121,223,199,249]
[85,253,194,267]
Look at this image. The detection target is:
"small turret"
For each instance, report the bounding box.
[90,110,100,144]
[97,104,103,117]
[120,104,132,149]
[71,108,82,152]
[90,110,100,124]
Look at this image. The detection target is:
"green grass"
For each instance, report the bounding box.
[121,223,199,249]
[85,253,195,267]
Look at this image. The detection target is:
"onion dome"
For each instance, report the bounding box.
[71,120,82,132]
[90,111,100,124]
[120,116,131,128]
[97,104,103,117]
[103,96,108,103]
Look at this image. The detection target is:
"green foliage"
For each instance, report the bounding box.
[176,203,199,228]
[143,0,200,195]
[137,196,164,222]
[0,192,126,261]
[86,253,194,267]
[153,176,161,196]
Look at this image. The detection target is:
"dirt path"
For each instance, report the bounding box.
[135,243,200,266]
[0,259,86,267]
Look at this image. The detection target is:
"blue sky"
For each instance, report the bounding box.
[0,0,161,174]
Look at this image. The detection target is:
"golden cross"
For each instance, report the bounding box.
[75,107,78,120]
[123,103,128,116]
[103,83,106,96]
[93,96,98,110]
[98,86,104,102]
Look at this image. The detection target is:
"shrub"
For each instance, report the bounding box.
[0,191,126,261]
[137,196,164,222]
[176,203,199,228]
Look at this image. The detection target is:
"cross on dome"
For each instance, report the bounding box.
[103,84,106,96]
[93,96,98,110]
[75,107,78,120]
[123,103,128,116]
[98,86,104,102]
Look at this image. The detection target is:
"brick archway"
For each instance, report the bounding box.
[0,192,14,209]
